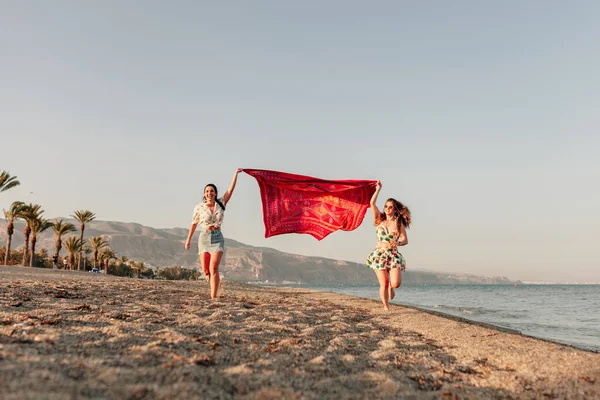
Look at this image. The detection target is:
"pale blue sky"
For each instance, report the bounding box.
[2,1,599,282]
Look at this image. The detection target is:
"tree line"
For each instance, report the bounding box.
[1,170,195,280]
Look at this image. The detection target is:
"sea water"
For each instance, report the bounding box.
[286,283,600,352]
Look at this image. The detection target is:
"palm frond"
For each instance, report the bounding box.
[88,236,109,250]
[0,171,20,193]
[21,204,44,223]
[99,248,117,260]
[30,217,53,234]
[64,236,83,253]
[3,201,26,222]
[71,210,96,224]
[52,219,77,236]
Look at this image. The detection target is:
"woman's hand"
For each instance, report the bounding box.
[376,180,382,190]
[236,168,243,174]
[185,239,191,251]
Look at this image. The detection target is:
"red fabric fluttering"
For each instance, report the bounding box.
[243,169,377,240]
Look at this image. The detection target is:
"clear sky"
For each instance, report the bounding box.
[2,1,599,283]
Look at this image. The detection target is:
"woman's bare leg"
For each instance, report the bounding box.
[374,269,390,311]
[389,268,402,300]
[209,251,223,299]
[200,252,211,282]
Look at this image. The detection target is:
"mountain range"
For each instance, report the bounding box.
[0,219,519,285]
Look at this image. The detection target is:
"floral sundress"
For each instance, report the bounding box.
[366,223,406,271]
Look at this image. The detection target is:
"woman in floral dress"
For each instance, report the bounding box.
[185,168,242,299]
[366,181,412,311]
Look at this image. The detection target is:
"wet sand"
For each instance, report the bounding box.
[1,265,599,399]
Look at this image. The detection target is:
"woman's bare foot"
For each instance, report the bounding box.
[389,286,395,300]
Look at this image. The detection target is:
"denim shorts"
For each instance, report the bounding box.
[198,229,224,254]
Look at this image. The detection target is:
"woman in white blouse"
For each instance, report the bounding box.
[185,168,242,299]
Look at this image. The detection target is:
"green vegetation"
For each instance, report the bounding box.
[51,219,76,261]
[29,217,53,268]
[88,236,108,270]
[71,210,95,270]
[1,171,194,279]
[63,236,83,271]
[156,266,203,281]
[0,170,20,193]
[3,201,25,265]
[1,169,170,279]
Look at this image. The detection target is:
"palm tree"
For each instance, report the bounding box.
[21,204,43,266]
[29,217,53,268]
[88,236,108,269]
[82,245,92,270]
[0,170,20,193]
[99,248,117,274]
[52,219,76,261]
[71,210,96,270]
[3,201,25,265]
[63,236,83,271]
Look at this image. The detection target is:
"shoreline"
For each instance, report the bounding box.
[254,282,600,354]
[398,303,600,354]
[2,265,599,399]
[296,286,600,354]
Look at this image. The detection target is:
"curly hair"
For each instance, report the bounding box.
[374,198,411,230]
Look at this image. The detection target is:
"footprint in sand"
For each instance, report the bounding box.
[224,364,253,375]
[341,354,355,363]
[369,339,397,359]
[309,355,326,365]
[326,337,348,353]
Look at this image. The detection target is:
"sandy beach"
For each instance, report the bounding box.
[1,265,599,399]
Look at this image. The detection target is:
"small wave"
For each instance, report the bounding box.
[578,318,600,323]
[326,284,600,352]
[517,322,564,331]
[429,305,528,320]
[432,305,487,316]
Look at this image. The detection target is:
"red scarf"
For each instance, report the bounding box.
[244,169,377,240]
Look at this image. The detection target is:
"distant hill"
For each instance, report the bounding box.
[0,219,519,285]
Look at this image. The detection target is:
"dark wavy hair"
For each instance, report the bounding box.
[203,183,225,210]
[375,198,411,230]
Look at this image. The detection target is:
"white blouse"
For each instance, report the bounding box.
[192,197,225,229]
